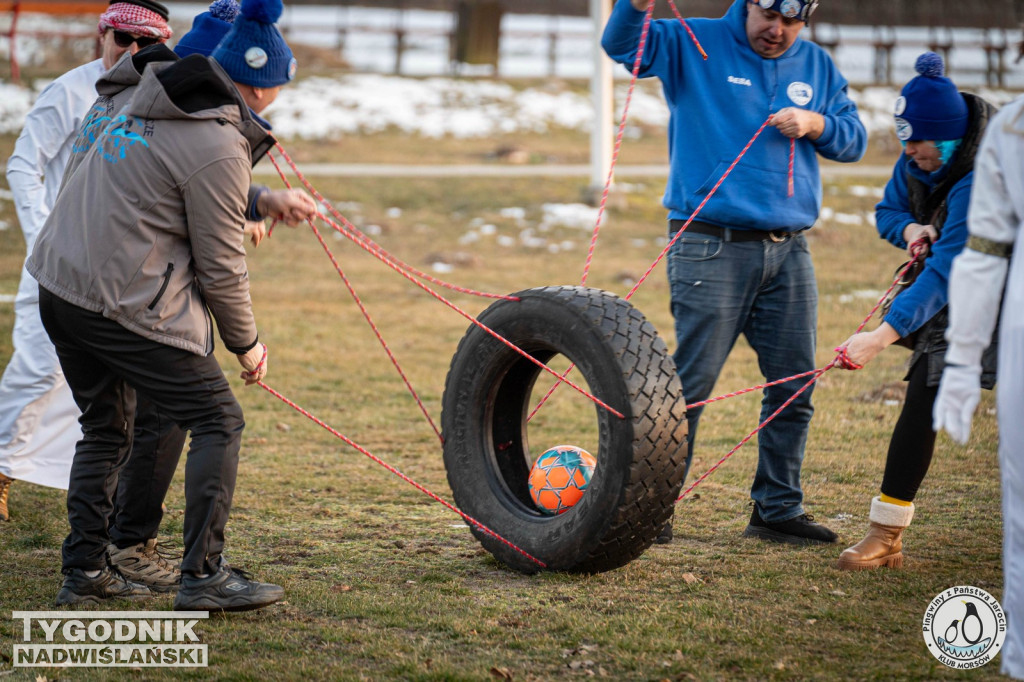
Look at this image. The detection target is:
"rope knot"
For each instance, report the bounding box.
[832,346,863,371]
[908,237,930,260]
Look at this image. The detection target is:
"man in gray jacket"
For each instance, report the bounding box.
[29,0,314,611]
[55,4,300,595]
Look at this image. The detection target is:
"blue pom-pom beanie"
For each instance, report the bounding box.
[174,0,239,58]
[211,0,295,88]
[893,52,968,141]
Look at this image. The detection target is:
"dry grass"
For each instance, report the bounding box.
[0,125,1005,681]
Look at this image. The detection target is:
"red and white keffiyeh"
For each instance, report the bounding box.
[98,2,173,40]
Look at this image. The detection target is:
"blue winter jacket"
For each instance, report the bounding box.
[601,0,866,230]
[875,155,972,337]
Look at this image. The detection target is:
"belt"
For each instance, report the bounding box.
[669,220,794,243]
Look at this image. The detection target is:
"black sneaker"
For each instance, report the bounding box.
[742,505,838,545]
[173,559,283,613]
[55,566,153,606]
[654,520,673,545]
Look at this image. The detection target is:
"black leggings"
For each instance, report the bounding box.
[880,356,938,502]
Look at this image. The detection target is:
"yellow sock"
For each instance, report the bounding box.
[880,493,912,507]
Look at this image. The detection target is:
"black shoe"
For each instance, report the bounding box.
[174,559,283,613]
[742,505,838,545]
[654,520,673,545]
[55,566,153,606]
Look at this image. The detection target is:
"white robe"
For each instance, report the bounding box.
[0,59,104,489]
[945,95,1024,680]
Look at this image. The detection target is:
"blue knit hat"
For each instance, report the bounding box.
[211,0,296,88]
[893,52,968,142]
[174,0,239,58]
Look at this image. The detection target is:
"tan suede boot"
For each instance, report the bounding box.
[837,496,914,571]
[0,473,13,522]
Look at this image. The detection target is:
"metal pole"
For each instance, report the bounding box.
[590,0,613,194]
[10,1,21,84]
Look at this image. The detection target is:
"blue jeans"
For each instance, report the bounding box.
[667,229,817,523]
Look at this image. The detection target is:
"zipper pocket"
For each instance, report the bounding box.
[147,262,174,310]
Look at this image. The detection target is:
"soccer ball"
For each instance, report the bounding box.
[528,445,597,515]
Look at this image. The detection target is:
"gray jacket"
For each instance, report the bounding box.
[29,55,274,356]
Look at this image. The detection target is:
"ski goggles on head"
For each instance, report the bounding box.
[754,0,819,22]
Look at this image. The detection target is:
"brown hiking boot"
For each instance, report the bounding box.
[837,496,914,571]
[107,539,181,592]
[0,473,13,522]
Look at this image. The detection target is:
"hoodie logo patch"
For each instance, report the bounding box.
[97,115,150,164]
[728,76,752,87]
[787,81,813,106]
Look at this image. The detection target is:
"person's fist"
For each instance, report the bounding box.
[257,189,318,227]
[238,342,268,385]
[902,223,938,257]
[244,220,267,247]
[770,107,825,140]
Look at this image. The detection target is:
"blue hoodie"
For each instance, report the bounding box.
[602,0,866,230]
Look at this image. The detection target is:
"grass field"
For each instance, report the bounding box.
[0,115,1006,682]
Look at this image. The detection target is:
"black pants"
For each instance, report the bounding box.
[880,356,938,502]
[109,394,186,548]
[39,289,243,576]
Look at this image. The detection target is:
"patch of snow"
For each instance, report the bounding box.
[834,212,864,225]
[539,203,600,231]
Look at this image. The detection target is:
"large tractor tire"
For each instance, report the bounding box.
[441,286,688,573]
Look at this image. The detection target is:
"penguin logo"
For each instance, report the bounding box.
[923,586,1006,669]
[943,619,960,645]
[961,602,983,645]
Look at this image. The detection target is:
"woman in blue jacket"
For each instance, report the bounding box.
[837,53,997,570]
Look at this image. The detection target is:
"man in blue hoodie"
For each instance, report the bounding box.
[603,0,866,545]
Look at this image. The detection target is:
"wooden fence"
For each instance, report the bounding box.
[0,1,104,81]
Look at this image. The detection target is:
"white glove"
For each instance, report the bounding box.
[933,364,982,445]
[238,343,268,386]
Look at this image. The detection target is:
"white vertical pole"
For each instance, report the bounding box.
[590,0,614,193]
